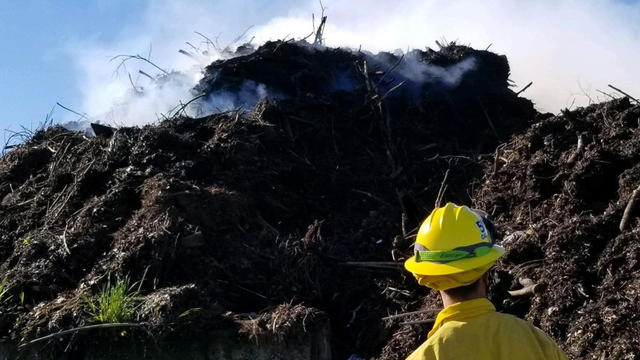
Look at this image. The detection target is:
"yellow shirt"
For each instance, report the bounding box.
[406,298,568,360]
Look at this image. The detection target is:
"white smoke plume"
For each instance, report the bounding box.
[68,0,640,127]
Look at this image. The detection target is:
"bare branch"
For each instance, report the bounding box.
[178,49,197,60]
[378,80,406,102]
[382,308,440,321]
[138,70,155,82]
[19,323,148,348]
[608,84,639,104]
[376,54,405,87]
[185,41,198,52]
[56,102,88,121]
[170,93,208,118]
[110,54,168,75]
[228,25,255,48]
[515,81,533,96]
[194,31,220,52]
[313,16,327,45]
[596,89,617,101]
[128,73,142,94]
[313,0,327,45]
[434,169,450,208]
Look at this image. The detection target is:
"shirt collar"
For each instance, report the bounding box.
[428,298,496,338]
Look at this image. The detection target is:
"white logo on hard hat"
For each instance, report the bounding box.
[476,220,488,240]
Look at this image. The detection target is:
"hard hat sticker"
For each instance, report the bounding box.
[475,220,488,240]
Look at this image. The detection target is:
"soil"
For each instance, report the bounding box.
[0,39,636,359]
[474,97,640,359]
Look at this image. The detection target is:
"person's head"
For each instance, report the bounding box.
[404,203,504,302]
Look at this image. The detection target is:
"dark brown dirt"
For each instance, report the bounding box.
[474,97,640,359]
[7,39,623,359]
[374,98,640,360]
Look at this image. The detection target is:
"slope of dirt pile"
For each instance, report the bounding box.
[0,40,535,358]
[472,97,640,359]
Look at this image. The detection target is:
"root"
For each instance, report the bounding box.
[508,278,542,297]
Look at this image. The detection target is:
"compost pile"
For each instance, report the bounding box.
[5,38,635,359]
[474,97,640,359]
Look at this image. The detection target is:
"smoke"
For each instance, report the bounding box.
[250,0,640,113]
[67,0,287,127]
[385,55,477,88]
[68,0,640,127]
[194,81,268,116]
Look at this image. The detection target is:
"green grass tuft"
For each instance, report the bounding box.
[84,276,138,323]
[0,276,12,305]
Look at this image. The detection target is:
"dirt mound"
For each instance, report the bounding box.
[0,40,536,358]
[475,97,640,359]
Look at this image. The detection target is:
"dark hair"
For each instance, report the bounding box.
[442,278,483,298]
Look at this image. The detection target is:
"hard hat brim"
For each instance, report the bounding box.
[404,245,505,276]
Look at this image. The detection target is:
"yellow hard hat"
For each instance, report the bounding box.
[404,202,504,276]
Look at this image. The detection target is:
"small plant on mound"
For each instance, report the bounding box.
[0,276,13,306]
[84,276,139,323]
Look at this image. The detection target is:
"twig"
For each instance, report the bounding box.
[302,13,317,42]
[178,49,196,60]
[352,189,392,206]
[596,89,617,101]
[111,54,168,75]
[170,93,207,118]
[234,284,270,299]
[128,73,142,94]
[138,70,155,81]
[515,81,533,96]
[382,308,440,321]
[376,54,405,86]
[347,303,363,328]
[620,184,640,231]
[313,0,327,45]
[61,223,71,255]
[492,144,502,175]
[185,42,198,52]
[400,319,435,326]
[228,25,255,48]
[434,169,450,208]
[566,133,584,165]
[19,323,147,348]
[397,190,408,237]
[608,84,639,104]
[194,31,219,51]
[55,103,88,121]
[378,81,406,103]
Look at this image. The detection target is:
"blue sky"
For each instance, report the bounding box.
[0,0,296,136]
[0,1,149,133]
[1,0,639,140]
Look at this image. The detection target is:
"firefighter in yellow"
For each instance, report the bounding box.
[404,203,567,360]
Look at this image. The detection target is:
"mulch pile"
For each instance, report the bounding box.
[1,39,636,359]
[474,97,640,359]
